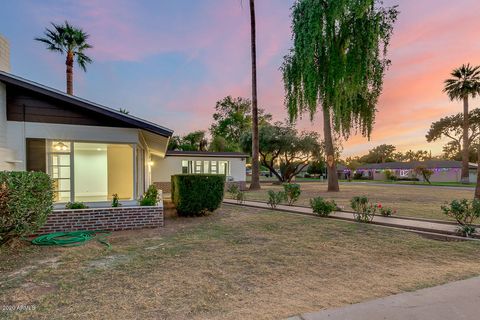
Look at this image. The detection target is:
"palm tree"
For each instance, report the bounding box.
[248,0,261,190]
[35,21,93,95]
[443,64,480,184]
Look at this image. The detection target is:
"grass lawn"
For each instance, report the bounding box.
[2,205,480,319]
[229,182,475,221]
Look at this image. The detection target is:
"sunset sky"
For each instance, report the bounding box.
[1,0,480,157]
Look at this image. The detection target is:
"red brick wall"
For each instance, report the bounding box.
[154,181,247,192]
[37,206,163,234]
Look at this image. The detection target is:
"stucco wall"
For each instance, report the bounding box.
[151,154,246,185]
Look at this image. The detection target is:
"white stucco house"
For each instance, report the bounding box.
[0,37,246,207]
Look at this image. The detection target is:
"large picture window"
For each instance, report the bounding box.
[181,159,230,176]
[46,141,134,203]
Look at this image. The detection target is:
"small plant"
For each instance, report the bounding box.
[111,193,121,207]
[441,199,480,237]
[139,185,159,206]
[378,204,396,217]
[236,191,246,204]
[350,196,377,223]
[283,183,301,205]
[65,202,89,210]
[267,190,285,208]
[414,166,434,184]
[384,170,396,181]
[227,183,240,199]
[310,197,337,217]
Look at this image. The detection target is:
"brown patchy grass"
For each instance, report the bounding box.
[233,182,474,221]
[1,205,480,319]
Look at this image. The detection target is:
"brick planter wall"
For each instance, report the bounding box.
[37,206,163,234]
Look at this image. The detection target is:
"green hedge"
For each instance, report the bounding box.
[171,174,225,216]
[0,171,54,245]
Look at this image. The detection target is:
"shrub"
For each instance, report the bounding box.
[235,190,246,204]
[65,202,89,210]
[111,193,121,207]
[350,196,377,223]
[378,204,396,217]
[283,183,301,205]
[0,171,54,245]
[384,170,396,181]
[171,174,225,216]
[139,185,159,206]
[310,197,337,217]
[267,190,285,208]
[441,199,480,237]
[227,183,240,199]
[414,166,434,184]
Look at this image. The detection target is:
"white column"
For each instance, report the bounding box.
[0,81,16,171]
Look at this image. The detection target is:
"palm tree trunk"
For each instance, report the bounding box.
[323,107,339,192]
[249,0,260,190]
[66,51,74,95]
[461,96,469,183]
[475,142,480,199]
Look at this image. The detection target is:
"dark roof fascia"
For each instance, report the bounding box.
[166,151,247,158]
[0,71,173,138]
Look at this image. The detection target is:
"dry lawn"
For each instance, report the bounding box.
[234,182,474,221]
[1,205,480,319]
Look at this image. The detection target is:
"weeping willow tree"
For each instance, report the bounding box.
[282,0,398,191]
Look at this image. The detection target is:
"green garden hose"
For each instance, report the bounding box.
[31,231,111,248]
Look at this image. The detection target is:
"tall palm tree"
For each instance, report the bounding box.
[35,21,93,95]
[249,0,261,190]
[443,64,480,184]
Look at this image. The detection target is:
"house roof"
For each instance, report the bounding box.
[356,160,477,170]
[166,150,247,158]
[0,71,174,138]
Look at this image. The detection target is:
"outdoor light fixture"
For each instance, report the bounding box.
[53,142,69,151]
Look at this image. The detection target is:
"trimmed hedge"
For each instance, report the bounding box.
[0,171,54,245]
[171,174,225,216]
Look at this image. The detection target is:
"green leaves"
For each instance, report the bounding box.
[282,0,399,139]
[443,64,480,101]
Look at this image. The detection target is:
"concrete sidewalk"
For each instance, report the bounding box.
[223,199,480,239]
[288,276,480,320]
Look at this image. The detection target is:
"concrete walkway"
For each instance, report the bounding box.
[223,199,480,239]
[288,276,480,320]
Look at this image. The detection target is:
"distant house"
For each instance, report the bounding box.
[355,160,477,183]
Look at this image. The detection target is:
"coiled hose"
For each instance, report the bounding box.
[31,231,111,248]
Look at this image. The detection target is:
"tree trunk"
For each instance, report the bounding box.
[323,108,339,192]
[461,96,469,183]
[66,51,74,95]
[475,142,480,199]
[249,0,261,190]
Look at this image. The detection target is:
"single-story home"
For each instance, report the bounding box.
[0,69,246,207]
[355,160,478,182]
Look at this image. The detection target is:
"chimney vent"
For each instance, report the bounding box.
[0,35,11,73]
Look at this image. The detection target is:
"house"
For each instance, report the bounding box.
[355,160,478,182]
[0,38,246,207]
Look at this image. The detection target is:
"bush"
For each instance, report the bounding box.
[350,196,378,223]
[384,170,396,181]
[310,197,337,217]
[283,183,301,205]
[441,199,480,237]
[0,171,54,245]
[235,190,246,204]
[111,193,121,207]
[378,204,396,217]
[139,185,159,206]
[353,172,364,180]
[267,190,285,208]
[227,183,240,199]
[172,174,225,216]
[65,202,89,210]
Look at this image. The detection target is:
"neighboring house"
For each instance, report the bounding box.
[0,48,246,206]
[355,160,478,182]
[152,150,247,191]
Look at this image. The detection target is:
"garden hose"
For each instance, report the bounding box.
[31,231,111,248]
